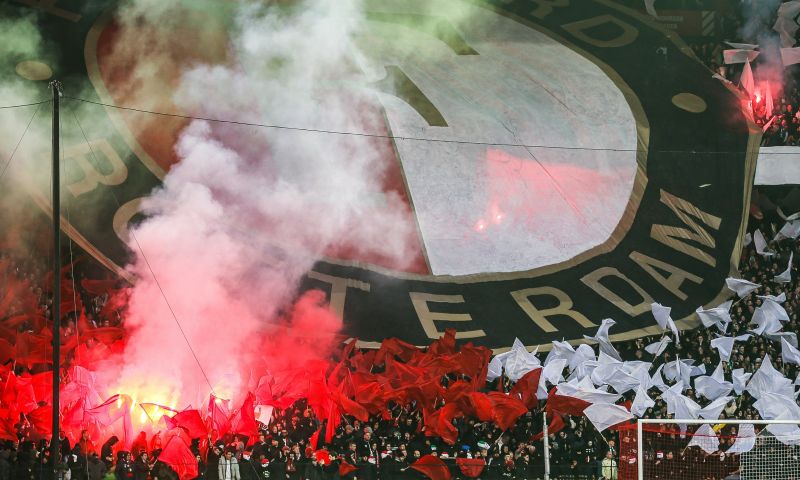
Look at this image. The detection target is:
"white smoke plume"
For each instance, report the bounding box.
[112,0,418,407]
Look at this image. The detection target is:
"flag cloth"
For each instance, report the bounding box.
[754,230,773,257]
[643,0,657,17]
[486,392,528,431]
[687,424,719,454]
[774,1,800,47]
[651,303,679,341]
[732,369,751,395]
[696,301,733,331]
[727,423,756,454]
[583,403,633,432]
[740,60,755,96]
[694,363,733,401]
[782,337,800,365]
[644,336,671,357]
[774,252,793,283]
[230,393,259,437]
[725,278,760,298]
[167,409,207,439]
[710,334,749,362]
[411,454,452,480]
[723,49,760,64]
[158,433,198,480]
[456,458,486,478]
[630,386,654,417]
[338,461,358,477]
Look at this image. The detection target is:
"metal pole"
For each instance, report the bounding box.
[542,411,550,480]
[636,420,644,480]
[49,79,62,477]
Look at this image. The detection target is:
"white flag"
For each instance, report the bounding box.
[741,59,755,96]
[643,0,657,17]
[782,337,800,365]
[727,424,756,454]
[782,47,800,66]
[687,424,719,454]
[569,344,596,373]
[255,405,274,426]
[747,354,794,399]
[503,339,541,381]
[774,252,793,283]
[732,368,751,395]
[544,340,575,368]
[696,301,733,331]
[724,49,760,64]
[645,336,671,357]
[710,334,750,362]
[779,220,800,240]
[774,1,800,47]
[725,278,760,298]
[651,303,679,341]
[698,396,733,420]
[754,229,774,257]
[757,293,786,304]
[751,303,784,336]
[725,42,759,50]
[584,403,633,432]
[694,363,733,401]
[630,385,654,417]
[648,364,668,392]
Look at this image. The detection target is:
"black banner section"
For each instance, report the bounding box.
[8,0,755,349]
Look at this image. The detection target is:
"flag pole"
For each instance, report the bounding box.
[49,79,62,476]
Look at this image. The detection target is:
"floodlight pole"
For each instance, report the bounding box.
[49,79,62,476]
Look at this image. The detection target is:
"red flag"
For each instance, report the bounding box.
[338,460,358,477]
[28,405,52,435]
[465,392,494,422]
[375,337,420,364]
[80,278,120,295]
[531,413,565,441]
[508,368,542,409]
[428,329,457,356]
[168,409,208,439]
[230,393,258,437]
[207,395,231,439]
[411,454,451,480]
[424,403,460,445]
[486,392,528,431]
[158,433,199,480]
[456,458,486,478]
[309,427,322,450]
[545,387,591,417]
[333,390,368,422]
[0,415,16,441]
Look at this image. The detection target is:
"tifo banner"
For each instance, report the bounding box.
[10,0,755,350]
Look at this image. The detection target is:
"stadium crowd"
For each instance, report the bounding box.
[0,203,797,480]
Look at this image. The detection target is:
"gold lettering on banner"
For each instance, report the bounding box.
[529,0,569,19]
[112,198,144,243]
[650,189,722,267]
[409,292,485,340]
[562,14,638,48]
[581,267,654,316]
[14,0,81,22]
[511,287,596,332]
[307,271,370,320]
[629,251,702,301]
[64,140,129,197]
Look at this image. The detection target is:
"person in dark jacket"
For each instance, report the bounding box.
[132,451,152,480]
[87,453,107,480]
[100,437,118,470]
